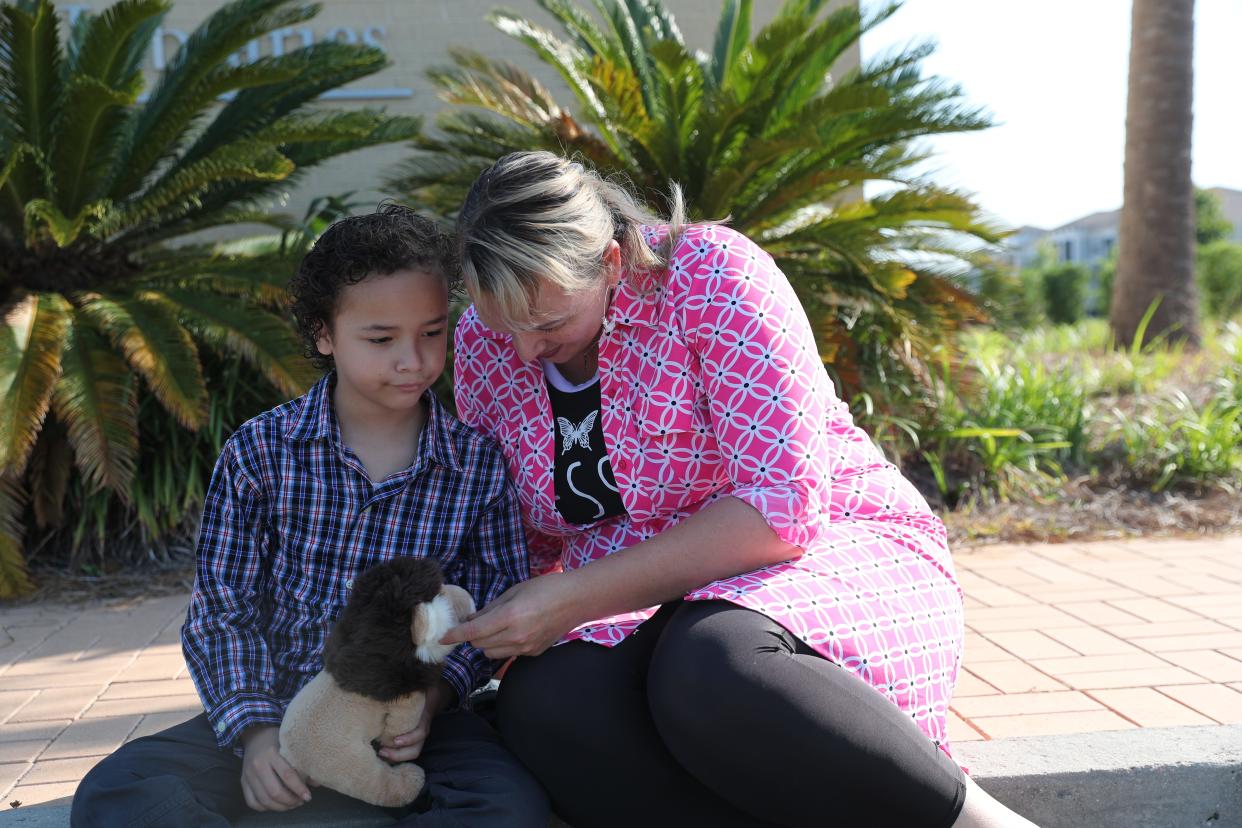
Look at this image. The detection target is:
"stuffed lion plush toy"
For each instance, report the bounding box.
[279,557,476,807]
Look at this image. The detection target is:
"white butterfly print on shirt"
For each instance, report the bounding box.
[557,412,597,454]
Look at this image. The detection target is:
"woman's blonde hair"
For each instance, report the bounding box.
[456,151,686,330]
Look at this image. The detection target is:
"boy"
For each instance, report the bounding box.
[72,206,548,827]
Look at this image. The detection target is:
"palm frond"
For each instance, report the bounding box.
[252,109,402,147]
[127,207,296,248]
[151,287,316,397]
[107,0,318,198]
[168,116,419,230]
[110,141,294,234]
[0,471,32,597]
[0,0,61,204]
[74,290,207,429]
[0,290,68,474]
[28,414,72,527]
[52,311,138,493]
[24,197,110,246]
[0,141,34,230]
[139,250,296,309]
[763,4,861,129]
[488,11,616,148]
[0,0,61,153]
[536,0,625,64]
[597,0,662,124]
[182,41,389,166]
[627,0,684,48]
[708,0,751,89]
[53,0,169,211]
[65,0,169,84]
[49,76,140,212]
[432,49,566,128]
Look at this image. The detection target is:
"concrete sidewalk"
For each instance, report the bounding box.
[1,535,1240,814]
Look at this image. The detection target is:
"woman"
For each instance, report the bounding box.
[442,151,1036,828]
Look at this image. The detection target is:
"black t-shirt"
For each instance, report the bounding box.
[543,364,627,525]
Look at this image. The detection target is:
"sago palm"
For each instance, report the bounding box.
[0,0,420,595]
[391,0,1001,408]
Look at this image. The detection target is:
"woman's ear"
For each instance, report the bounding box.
[604,239,623,287]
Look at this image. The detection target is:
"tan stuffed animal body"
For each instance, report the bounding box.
[278,557,475,807]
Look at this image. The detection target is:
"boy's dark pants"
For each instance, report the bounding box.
[71,710,548,827]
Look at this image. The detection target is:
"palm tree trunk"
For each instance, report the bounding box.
[1111,0,1199,348]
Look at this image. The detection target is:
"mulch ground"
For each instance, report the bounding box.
[942,481,1242,547]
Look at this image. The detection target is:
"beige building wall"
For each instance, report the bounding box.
[62,0,859,221]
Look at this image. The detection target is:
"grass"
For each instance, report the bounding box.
[873,315,1242,510]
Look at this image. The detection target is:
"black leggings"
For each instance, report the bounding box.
[497,600,966,828]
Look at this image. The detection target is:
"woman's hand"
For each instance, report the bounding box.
[440,573,582,659]
[239,725,314,812]
[376,678,455,763]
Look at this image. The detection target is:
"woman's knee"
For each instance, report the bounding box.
[496,659,556,747]
[496,646,605,751]
[647,601,779,735]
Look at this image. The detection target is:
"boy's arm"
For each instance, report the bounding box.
[181,436,282,750]
[441,477,530,705]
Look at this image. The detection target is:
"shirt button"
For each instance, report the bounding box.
[345,579,353,589]
[216,722,226,734]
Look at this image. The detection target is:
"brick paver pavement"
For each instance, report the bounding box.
[1,535,1240,809]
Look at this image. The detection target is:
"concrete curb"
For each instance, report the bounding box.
[957,724,1242,827]
[4,725,1240,827]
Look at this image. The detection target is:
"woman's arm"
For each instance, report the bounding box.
[442,492,797,659]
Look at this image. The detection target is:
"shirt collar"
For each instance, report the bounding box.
[284,372,336,443]
[284,372,463,473]
[608,273,662,329]
[605,223,669,330]
[421,389,464,473]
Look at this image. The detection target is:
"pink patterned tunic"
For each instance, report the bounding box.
[454,224,965,760]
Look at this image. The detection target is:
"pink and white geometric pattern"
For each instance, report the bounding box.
[454,224,965,761]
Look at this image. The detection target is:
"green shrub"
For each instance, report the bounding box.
[390,0,1000,408]
[977,265,1043,329]
[1041,263,1089,325]
[907,357,1088,504]
[1107,391,1241,492]
[1093,251,1117,317]
[47,353,288,567]
[1197,240,1242,320]
[1196,188,1234,247]
[0,0,419,595]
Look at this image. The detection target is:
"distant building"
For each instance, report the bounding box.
[58,0,857,225]
[1211,187,1242,243]
[1004,186,1242,272]
[1001,225,1053,270]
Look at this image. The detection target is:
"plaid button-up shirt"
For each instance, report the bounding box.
[182,373,528,750]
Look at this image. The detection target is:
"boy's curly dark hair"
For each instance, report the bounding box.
[289,204,459,370]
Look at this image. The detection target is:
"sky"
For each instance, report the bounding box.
[860,0,1242,232]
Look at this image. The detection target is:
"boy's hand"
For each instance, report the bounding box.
[378,678,455,763]
[240,726,313,812]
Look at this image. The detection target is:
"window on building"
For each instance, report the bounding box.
[1063,240,1073,261]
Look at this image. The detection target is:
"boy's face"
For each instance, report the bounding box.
[316,268,449,415]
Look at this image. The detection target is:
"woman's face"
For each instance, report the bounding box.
[480,241,622,366]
